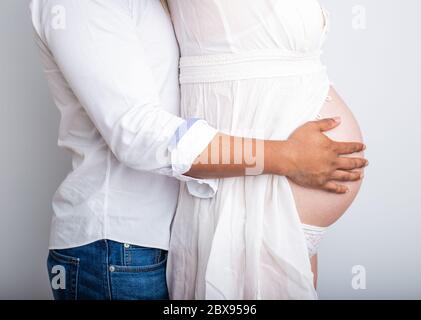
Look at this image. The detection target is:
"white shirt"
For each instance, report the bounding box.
[30,0,217,250]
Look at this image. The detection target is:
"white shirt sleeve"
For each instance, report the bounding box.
[170,119,219,198]
[30,0,218,197]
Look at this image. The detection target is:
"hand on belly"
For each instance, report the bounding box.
[289,87,365,227]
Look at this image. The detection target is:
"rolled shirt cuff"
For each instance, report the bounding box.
[169,119,219,199]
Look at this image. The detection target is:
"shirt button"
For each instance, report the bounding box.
[109,266,115,273]
[124,243,130,249]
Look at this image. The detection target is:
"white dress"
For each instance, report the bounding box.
[167,0,331,300]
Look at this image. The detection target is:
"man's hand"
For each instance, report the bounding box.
[279,117,367,194]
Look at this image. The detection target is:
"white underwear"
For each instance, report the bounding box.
[302,224,328,258]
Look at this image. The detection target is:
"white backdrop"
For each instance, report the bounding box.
[0,0,420,299]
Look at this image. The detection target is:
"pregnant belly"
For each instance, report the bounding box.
[289,87,365,227]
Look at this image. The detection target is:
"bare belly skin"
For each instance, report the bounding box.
[289,87,365,228]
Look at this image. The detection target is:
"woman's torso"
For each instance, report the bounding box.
[168,0,364,227]
[166,0,364,299]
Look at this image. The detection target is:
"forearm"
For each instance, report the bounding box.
[186,133,291,179]
[181,118,367,195]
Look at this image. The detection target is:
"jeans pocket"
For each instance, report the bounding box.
[110,247,169,300]
[121,246,168,272]
[47,250,80,300]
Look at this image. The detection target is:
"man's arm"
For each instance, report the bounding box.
[187,118,367,194]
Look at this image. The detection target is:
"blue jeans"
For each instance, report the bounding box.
[47,240,169,300]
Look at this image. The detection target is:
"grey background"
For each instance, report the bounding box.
[0,0,419,299]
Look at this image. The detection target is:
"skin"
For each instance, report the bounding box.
[311,255,318,288]
[186,117,368,193]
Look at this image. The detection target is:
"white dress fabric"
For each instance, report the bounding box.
[167,0,331,300]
